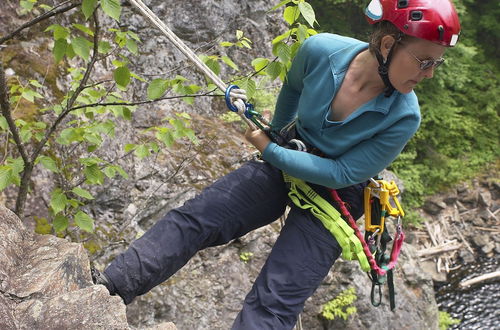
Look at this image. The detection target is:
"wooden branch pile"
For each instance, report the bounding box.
[416,206,473,273]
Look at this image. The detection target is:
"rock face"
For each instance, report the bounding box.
[0,205,129,329]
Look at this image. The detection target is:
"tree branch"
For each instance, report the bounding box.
[14,10,99,218]
[0,1,81,45]
[0,60,29,164]
[67,90,221,112]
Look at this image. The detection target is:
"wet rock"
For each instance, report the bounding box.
[459,249,475,263]
[455,200,468,213]
[481,242,495,255]
[459,191,479,207]
[478,191,493,208]
[423,199,447,215]
[472,235,489,249]
[421,260,447,282]
[443,194,458,205]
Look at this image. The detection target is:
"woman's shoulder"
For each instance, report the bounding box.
[302,33,365,54]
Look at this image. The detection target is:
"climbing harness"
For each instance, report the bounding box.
[127,0,405,311]
[283,171,405,310]
[283,172,370,271]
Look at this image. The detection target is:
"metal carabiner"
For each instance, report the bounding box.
[225,85,253,118]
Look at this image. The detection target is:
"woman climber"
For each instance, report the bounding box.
[92,0,461,329]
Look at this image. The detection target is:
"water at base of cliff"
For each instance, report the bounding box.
[435,256,500,329]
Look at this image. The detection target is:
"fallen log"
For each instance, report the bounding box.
[459,270,500,288]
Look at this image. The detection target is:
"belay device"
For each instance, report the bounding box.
[329,176,405,311]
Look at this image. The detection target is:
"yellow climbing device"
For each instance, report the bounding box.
[364,179,405,235]
[282,172,370,272]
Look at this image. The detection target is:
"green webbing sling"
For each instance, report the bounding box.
[283,172,370,272]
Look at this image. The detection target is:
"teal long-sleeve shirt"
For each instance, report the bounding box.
[262,33,421,189]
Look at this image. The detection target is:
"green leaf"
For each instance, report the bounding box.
[113,66,131,88]
[147,78,170,100]
[298,2,316,28]
[235,78,257,98]
[71,37,92,61]
[114,165,129,179]
[103,166,116,178]
[74,211,94,233]
[38,156,60,173]
[98,41,111,54]
[126,38,138,54]
[73,23,94,36]
[272,30,294,44]
[219,41,233,47]
[82,0,98,19]
[266,61,283,81]
[251,58,270,73]
[0,116,8,130]
[53,214,69,233]
[283,6,300,25]
[45,24,69,40]
[72,187,94,199]
[84,164,104,184]
[53,38,67,62]
[130,72,146,82]
[221,55,239,71]
[270,0,291,11]
[57,127,84,145]
[0,167,13,191]
[101,0,122,21]
[124,144,136,152]
[273,42,291,63]
[50,189,67,215]
[134,144,151,159]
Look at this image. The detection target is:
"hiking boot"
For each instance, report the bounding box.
[91,267,115,295]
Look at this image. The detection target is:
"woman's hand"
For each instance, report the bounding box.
[245,127,271,153]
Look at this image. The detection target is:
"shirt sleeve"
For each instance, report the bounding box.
[263,114,420,189]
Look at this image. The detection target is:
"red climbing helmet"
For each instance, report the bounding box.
[365,0,461,47]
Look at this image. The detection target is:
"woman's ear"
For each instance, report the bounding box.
[380,35,396,61]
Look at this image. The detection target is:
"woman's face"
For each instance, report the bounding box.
[387,37,447,94]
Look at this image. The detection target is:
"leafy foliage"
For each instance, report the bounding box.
[320,287,357,321]
[439,311,461,330]
[0,0,320,245]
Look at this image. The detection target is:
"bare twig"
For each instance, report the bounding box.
[0,61,29,164]
[0,1,81,45]
[66,90,222,112]
[472,226,500,233]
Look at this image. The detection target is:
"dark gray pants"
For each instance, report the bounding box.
[104,160,366,329]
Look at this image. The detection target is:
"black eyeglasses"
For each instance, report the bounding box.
[404,48,445,71]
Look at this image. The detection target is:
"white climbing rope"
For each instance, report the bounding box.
[127,0,227,91]
[127,0,257,129]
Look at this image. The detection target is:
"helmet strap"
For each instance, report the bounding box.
[375,46,396,97]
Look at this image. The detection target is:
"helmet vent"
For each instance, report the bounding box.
[397,0,409,9]
[410,11,423,21]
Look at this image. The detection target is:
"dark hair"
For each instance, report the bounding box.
[368,21,414,54]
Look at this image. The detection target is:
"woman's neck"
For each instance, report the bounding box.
[345,50,385,94]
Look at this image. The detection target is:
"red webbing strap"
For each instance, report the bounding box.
[329,189,404,276]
